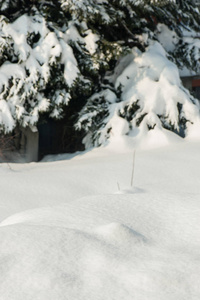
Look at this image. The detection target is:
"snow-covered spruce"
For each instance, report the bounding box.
[0,0,200,148]
[76,42,200,148]
[0,11,78,132]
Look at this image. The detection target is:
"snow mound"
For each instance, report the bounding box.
[1,212,147,244]
[94,222,147,244]
[1,192,200,299]
[105,122,183,152]
[0,222,149,300]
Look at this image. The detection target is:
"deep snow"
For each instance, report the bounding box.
[0,137,200,299]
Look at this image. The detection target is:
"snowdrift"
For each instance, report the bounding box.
[1,140,200,299]
[1,193,200,300]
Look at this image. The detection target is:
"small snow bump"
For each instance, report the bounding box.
[94,222,147,244]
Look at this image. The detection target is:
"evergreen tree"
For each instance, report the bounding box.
[74,0,200,147]
[0,0,199,151]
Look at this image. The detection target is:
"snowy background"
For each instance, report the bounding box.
[0,135,200,299]
[0,1,200,299]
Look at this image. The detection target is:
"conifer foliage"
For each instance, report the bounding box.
[0,0,200,149]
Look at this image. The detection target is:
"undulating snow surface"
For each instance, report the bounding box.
[0,137,200,299]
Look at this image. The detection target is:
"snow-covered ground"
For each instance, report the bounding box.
[0,137,200,299]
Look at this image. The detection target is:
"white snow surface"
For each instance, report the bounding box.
[1,138,200,299]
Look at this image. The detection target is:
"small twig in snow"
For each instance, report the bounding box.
[117,182,120,191]
[130,150,135,187]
